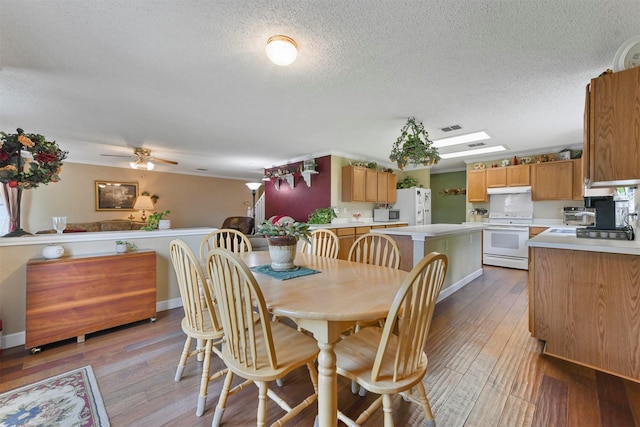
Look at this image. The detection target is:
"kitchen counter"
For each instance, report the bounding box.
[308,220,408,230]
[376,223,485,238]
[374,223,484,302]
[527,227,640,255]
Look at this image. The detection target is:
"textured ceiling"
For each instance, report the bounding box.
[1,1,639,180]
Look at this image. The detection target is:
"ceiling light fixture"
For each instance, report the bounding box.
[432,131,491,148]
[266,35,298,66]
[129,159,155,170]
[440,145,506,159]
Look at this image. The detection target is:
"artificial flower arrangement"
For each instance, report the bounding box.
[0,128,68,189]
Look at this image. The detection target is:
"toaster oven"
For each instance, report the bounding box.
[562,206,595,226]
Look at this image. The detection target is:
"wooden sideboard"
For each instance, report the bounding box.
[26,250,157,352]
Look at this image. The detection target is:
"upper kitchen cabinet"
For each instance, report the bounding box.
[531,160,574,200]
[342,165,366,202]
[467,169,487,202]
[485,168,507,188]
[572,158,583,201]
[377,171,397,204]
[507,164,531,186]
[585,67,640,187]
[341,165,397,203]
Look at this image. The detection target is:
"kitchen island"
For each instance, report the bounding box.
[374,223,484,301]
[527,228,640,383]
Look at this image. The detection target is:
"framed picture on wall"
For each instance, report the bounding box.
[95,181,138,211]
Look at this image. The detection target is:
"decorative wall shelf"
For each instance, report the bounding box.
[301,170,318,187]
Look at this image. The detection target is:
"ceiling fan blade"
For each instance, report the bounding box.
[152,157,178,165]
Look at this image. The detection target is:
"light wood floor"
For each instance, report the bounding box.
[1,266,639,426]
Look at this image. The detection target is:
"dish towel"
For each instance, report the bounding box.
[250,264,320,281]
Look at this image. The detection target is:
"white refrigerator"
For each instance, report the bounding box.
[394,188,431,226]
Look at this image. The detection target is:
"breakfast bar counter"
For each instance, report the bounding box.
[527,227,640,255]
[374,223,484,301]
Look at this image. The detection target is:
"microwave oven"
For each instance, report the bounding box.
[373,209,400,222]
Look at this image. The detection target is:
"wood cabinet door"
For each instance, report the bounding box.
[486,168,507,187]
[387,173,397,204]
[467,170,487,202]
[365,168,378,202]
[336,227,356,260]
[531,160,573,200]
[572,159,584,200]
[507,164,531,186]
[377,172,388,202]
[341,166,365,202]
[589,67,640,184]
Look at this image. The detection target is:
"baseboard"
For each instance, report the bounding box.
[1,298,185,350]
[437,268,483,303]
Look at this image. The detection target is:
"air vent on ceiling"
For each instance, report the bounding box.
[468,142,486,148]
[440,124,462,132]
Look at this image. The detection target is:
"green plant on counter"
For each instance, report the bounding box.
[308,207,337,224]
[142,210,171,231]
[397,176,419,189]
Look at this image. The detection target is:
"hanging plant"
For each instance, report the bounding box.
[389,117,440,170]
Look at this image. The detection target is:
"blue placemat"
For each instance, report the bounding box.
[250,264,321,281]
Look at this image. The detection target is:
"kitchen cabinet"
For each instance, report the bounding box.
[467,170,487,202]
[376,172,397,204]
[572,158,583,200]
[531,160,574,200]
[585,67,640,187]
[485,168,507,188]
[507,164,530,186]
[365,168,378,202]
[332,224,407,260]
[531,247,640,382]
[341,166,397,203]
[26,250,157,351]
[527,226,548,333]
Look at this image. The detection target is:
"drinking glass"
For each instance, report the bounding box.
[53,216,67,234]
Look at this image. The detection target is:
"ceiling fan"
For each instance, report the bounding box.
[101,147,178,170]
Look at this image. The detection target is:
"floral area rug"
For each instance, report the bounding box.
[0,365,110,427]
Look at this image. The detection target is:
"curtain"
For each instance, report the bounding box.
[0,183,19,233]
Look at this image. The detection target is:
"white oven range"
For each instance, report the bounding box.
[482,212,532,270]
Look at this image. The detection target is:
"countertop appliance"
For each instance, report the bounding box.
[577,196,635,240]
[395,188,431,226]
[562,206,595,226]
[373,208,400,222]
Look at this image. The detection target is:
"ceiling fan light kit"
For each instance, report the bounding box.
[101,146,178,170]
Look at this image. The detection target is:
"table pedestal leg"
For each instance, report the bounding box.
[316,341,337,427]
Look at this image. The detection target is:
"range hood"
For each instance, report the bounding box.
[487,186,532,195]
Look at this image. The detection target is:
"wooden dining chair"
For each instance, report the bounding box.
[169,239,227,417]
[199,228,252,260]
[300,228,339,258]
[348,232,401,269]
[206,248,319,427]
[334,252,448,427]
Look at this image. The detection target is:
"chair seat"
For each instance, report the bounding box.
[221,321,319,382]
[181,311,225,342]
[335,326,428,395]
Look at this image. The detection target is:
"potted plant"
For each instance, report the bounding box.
[389,117,440,170]
[256,220,311,271]
[308,207,337,224]
[142,210,171,230]
[115,240,137,253]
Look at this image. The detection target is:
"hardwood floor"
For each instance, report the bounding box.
[1,266,639,426]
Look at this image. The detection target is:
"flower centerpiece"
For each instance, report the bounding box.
[1,128,68,236]
[256,220,311,271]
[389,117,440,170]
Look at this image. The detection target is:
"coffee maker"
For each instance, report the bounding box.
[583,196,616,230]
[580,195,635,240]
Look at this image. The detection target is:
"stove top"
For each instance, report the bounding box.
[576,226,635,241]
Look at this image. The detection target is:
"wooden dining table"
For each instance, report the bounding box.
[239,251,408,427]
